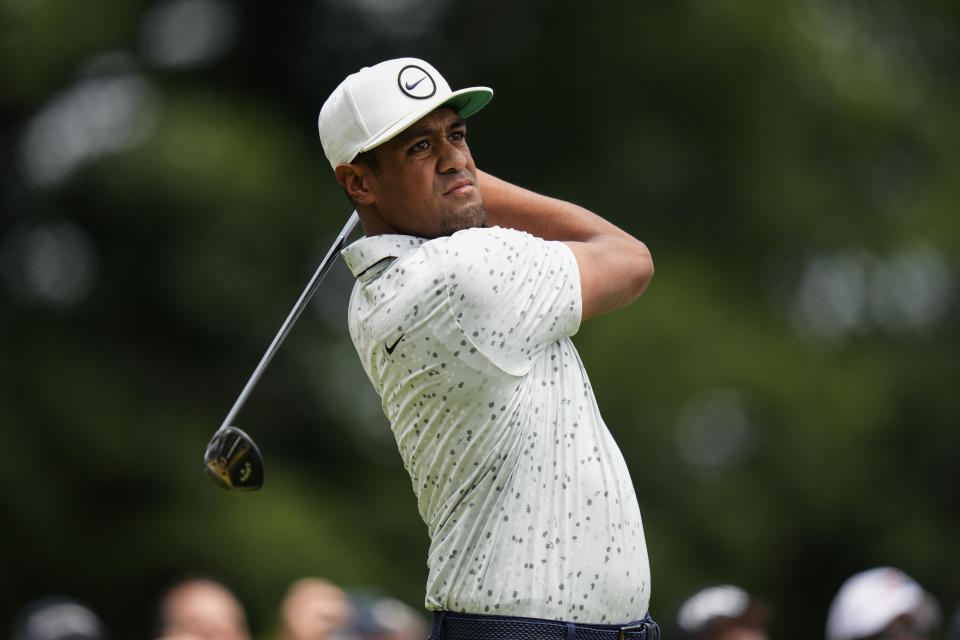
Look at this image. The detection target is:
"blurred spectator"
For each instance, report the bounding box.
[346,595,427,640]
[13,596,107,640]
[672,585,770,640]
[825,567,940,640]
[277,578,354,640]
[157,577,251,640]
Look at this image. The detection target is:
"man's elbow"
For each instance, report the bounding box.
[627,240,654,301]
[576,235,653,321]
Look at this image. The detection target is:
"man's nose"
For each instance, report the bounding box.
[437,139,468,173]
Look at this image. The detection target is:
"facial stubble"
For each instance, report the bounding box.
[439,201,487,236]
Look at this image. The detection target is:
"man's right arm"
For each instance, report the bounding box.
[478,170,653,322]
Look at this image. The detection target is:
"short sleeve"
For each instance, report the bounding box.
[427,226,582,376]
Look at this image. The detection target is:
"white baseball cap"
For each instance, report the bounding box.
[675,585,769,639]
[14,597,106,640]
[317,57,493,169]
[825,567,941,640]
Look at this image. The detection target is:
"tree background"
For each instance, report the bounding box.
[1,0,958,638]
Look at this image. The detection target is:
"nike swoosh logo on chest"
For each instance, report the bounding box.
[385,333,405,355]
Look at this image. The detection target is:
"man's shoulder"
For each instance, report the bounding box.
[421,226,540,262]
[449,225,533,244]
[351,226,568,294]
[408,228,541,288]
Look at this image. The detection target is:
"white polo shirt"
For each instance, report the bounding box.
[341,226,650,623]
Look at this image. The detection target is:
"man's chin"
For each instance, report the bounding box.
[441,202,487,235]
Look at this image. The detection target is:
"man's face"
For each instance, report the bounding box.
[359,107,486,238]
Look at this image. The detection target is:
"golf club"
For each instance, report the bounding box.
[203,210,360,491]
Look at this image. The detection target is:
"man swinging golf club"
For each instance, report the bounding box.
[320,57,657,640]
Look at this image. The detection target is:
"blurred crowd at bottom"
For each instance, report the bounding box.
[10,566,958,640]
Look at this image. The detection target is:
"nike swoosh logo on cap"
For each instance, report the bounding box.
[404,76,427,91]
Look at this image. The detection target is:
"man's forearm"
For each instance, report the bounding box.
[478,170,632,243]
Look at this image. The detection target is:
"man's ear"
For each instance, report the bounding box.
[335,163,375,205]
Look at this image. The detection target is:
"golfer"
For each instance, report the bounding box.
[318,57,657,640]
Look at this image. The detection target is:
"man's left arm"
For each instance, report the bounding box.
[478,170,653,322]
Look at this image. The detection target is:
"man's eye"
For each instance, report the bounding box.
[411,140,429,153]
[449,131,465,141]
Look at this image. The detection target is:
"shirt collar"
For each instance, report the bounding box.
[341,234,428,283]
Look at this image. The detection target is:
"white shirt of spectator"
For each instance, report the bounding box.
[341,226,650,623]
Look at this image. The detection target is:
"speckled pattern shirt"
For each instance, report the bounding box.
[341,226,650,623]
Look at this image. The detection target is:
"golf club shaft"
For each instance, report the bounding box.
[218,211,360,431]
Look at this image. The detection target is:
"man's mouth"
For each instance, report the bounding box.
[444,179,474,196]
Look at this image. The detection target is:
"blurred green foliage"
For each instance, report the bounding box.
[1,1,958,638]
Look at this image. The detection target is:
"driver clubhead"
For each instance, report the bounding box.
[203,426,264,491]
